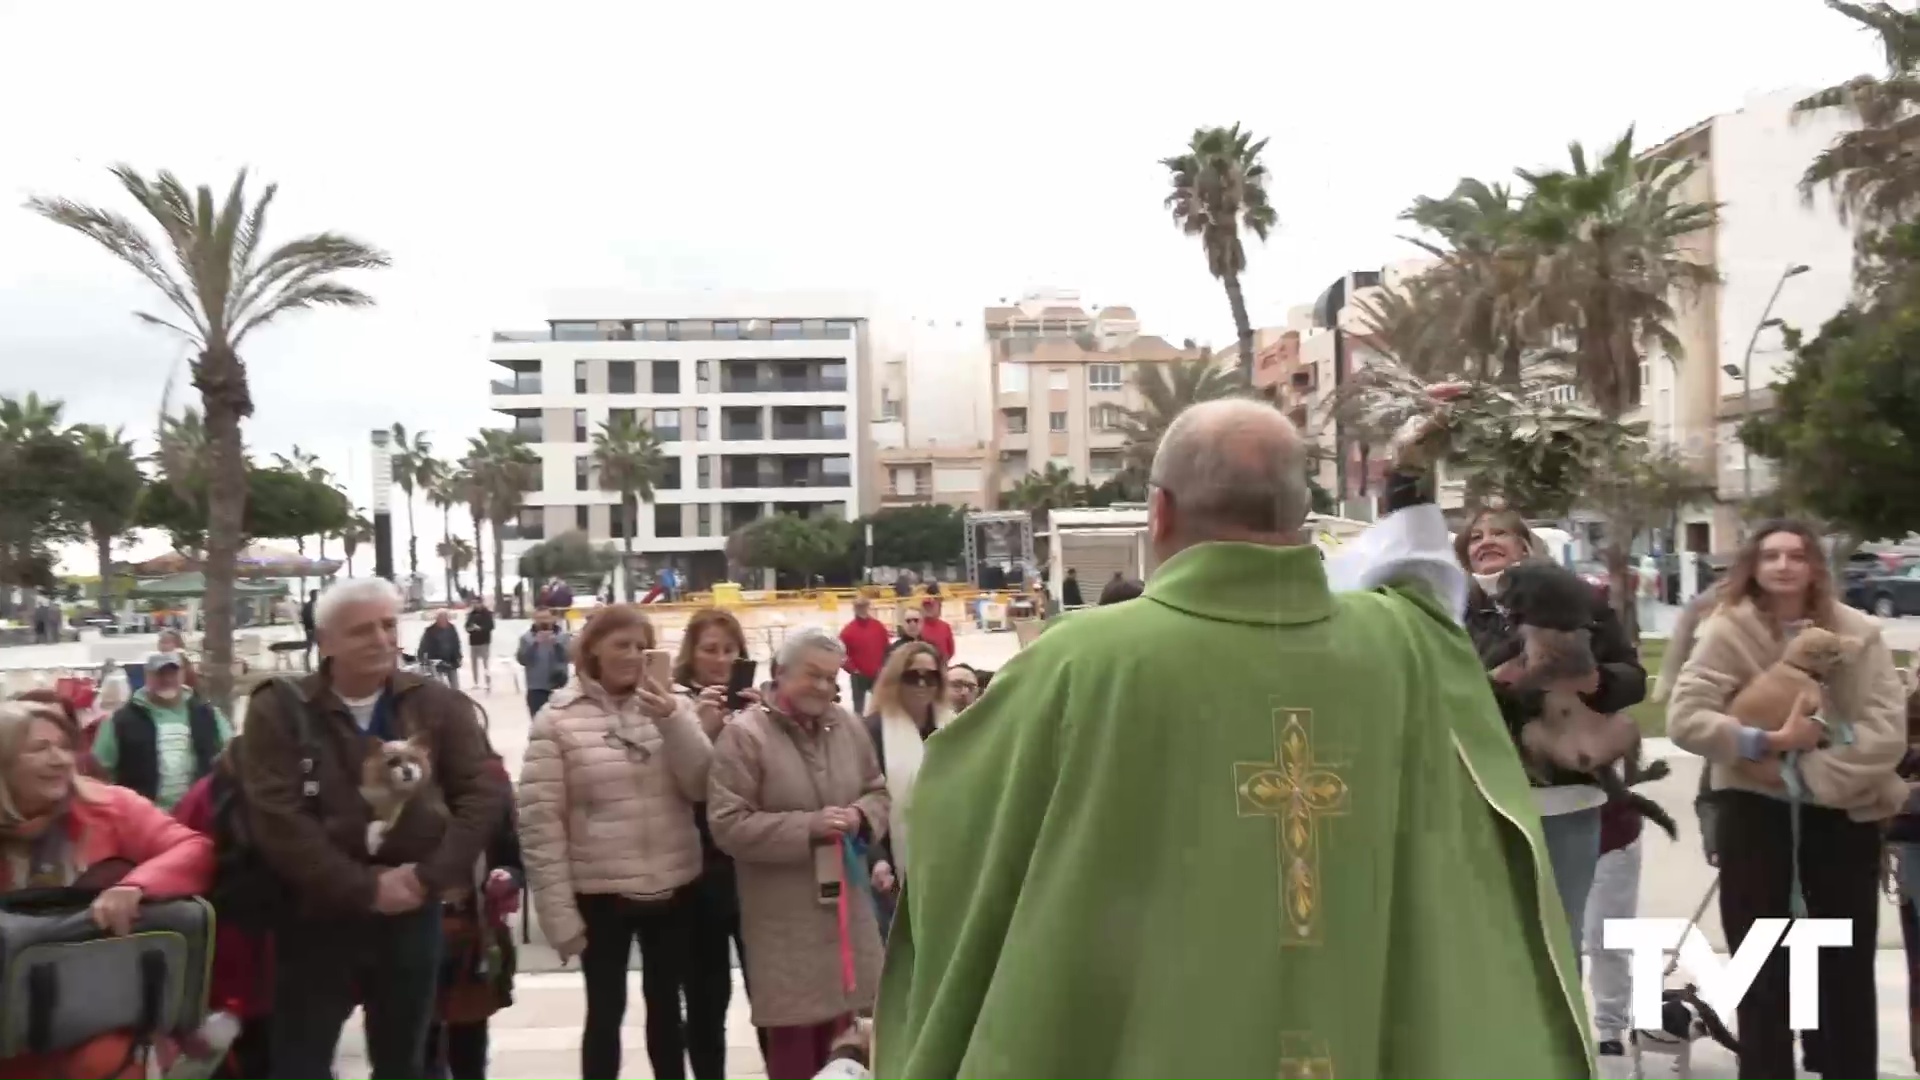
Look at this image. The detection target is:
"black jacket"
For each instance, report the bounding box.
[1462,585,1648,788]
[465,608,495,647]
[419,623,464,667]
[108,694,223,802]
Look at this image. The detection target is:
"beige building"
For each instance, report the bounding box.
[984,291,1211,501]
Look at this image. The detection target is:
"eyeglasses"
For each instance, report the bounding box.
[947,679,978,692]
[902,670,941,688]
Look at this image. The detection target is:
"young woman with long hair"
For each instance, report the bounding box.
[1669,519,1908,1077]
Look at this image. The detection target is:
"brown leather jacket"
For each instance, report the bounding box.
[238,668,508,917]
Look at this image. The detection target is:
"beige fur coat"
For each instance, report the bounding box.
[1668,599,1907,821]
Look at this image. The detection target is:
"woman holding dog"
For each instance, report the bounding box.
[0,697,215,1079]
[516,604,717,1080]
[1669,519,1907,1079]
[1456,507,1649,965]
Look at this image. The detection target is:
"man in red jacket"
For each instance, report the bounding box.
[919,595,956,665]
[839,597,891,716]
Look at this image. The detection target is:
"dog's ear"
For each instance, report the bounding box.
[406,733,433,759]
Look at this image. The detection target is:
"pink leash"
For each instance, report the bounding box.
[835,834,857,994]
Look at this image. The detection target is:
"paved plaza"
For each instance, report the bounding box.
[6,609,1920,1076]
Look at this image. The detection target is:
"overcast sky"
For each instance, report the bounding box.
[0,0,1884,574]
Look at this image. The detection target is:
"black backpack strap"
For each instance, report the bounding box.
[268,678,322,806]
[25,963,55,1054]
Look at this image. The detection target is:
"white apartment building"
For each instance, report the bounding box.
[486,292,875,589]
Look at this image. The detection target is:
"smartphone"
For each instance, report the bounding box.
[643,648,674,688]
[726,658,758,710]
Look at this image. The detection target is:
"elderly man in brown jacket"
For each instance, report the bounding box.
[709,626,890,1080]
[240,578,507,1079]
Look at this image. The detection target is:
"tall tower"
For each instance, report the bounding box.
[370,428,395,581]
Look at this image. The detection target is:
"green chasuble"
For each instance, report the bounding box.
[874,541,1594,1079]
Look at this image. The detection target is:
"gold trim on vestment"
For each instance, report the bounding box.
[1278,1032,1336,1078]
[1235,706,1350,946]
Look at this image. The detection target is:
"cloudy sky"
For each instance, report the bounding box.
[0,0,1883,574]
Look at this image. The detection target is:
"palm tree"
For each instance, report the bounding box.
[435,536,474,598]
[1519,130,1719,419]
[1518,131,1717,632]
[1162,124,1280,382]
[1115,355,1248,485]
[28,167,388,708]
[425,460,460,602]
[1006,463,1086,547]
[1397,179,1543,385]
[1796,1,1920,228]
[271,444,330,595]
[451,462,489,609]
[66,425,146,613]
[467,430,540,608]
[388,424,434,589]
[339,512,373,576]
[0,393,65,440]
[0,396,78,601]
[591,415,666,600]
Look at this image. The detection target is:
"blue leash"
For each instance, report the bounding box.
[1781,716,1855,919]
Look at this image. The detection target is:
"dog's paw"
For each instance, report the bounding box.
[365,821,388,855]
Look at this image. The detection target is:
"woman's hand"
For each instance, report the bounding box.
[694,685,728,738]
[636,678,678,721]
[1491,657,1528,686]
[871,860,896,894]
[555,935,586,962]
[89,884,143,936]
[1768,692,1827,753]
[811,806,861,839]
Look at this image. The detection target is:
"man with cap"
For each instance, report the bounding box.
[94,651,231,810]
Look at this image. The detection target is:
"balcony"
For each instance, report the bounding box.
[719,360,849,394]
[720,454,853,490]
[490,375,542,395]
[494,320,859,344]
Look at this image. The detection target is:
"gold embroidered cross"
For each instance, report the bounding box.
[1278,1033,1336,1078]
[1235,707,1350,946]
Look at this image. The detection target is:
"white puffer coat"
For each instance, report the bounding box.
[517,674,714,949]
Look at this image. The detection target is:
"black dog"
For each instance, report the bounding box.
[1485,560,1678,840]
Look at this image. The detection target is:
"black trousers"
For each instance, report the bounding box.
[850,674,875,716]
[1716,790,1881,1079]
[578,890,727,1080]
[269,906,444,1079]
[425,1020,489,1080]
[213,1016,272,1080]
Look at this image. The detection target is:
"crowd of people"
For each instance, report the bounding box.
[9,395,1920,1078]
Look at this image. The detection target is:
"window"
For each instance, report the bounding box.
[1003,408,1027,435]
[652,408,682,442]
[697,504,712,536]
[575,456,591,491]
[551,322,597,341]
[712,321,741,340]
[1091,450,1123,476]
[1088,363,1123,391]
[1089,404,1123,432]
[820,361,847,391]
[574,360,588,393]
[771,320,803,340]
[879,393,899,422]
[1639,361,1652,389]
[997,361,1029,394]
[1048,368,1070,391]
[640,320,670,341]
[659,457,682,490]
[512,414,542,440]
[654,503,683,538]
[608,503,626,539]
[676,320,712,342]
[572,409,587,443]
[825,319,856,339]
[516,506,545,541]
[609,407,637,429]
[823,456,851,485]
[575,505,590,531]
[696,408,710,441]
[607,361,636,394]
[652,361,680,394]
[697,456,711,488]
[1049,411,1068,433]
[820,407,846,440]
[696,360,712,392]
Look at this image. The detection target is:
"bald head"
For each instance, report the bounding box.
[1148,399,1311,547]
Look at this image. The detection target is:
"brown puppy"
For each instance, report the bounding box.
[1725,626,1859,732]
[359,736,444,855]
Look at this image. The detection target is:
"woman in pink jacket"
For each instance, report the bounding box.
[0,697,214,1079]
[517,604,715,1080]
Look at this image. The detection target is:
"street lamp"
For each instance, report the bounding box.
[1732,263,1811,518]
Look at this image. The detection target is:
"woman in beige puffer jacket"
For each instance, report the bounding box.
[516,604,716,1080]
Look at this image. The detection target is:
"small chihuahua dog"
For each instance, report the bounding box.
[359,736,442,855]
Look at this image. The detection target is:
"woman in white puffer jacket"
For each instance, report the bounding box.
[517,604,716,1080]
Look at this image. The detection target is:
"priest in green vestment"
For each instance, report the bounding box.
[874,400,1594,1079]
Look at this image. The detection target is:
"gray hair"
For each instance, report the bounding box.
[1148,399,1310,537]
[313,578,404,632]
[775,626,845,669]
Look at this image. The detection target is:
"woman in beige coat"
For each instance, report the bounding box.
[1668,519,1906,1078]
[516,605,715,1080]
[708,627,889,1080]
